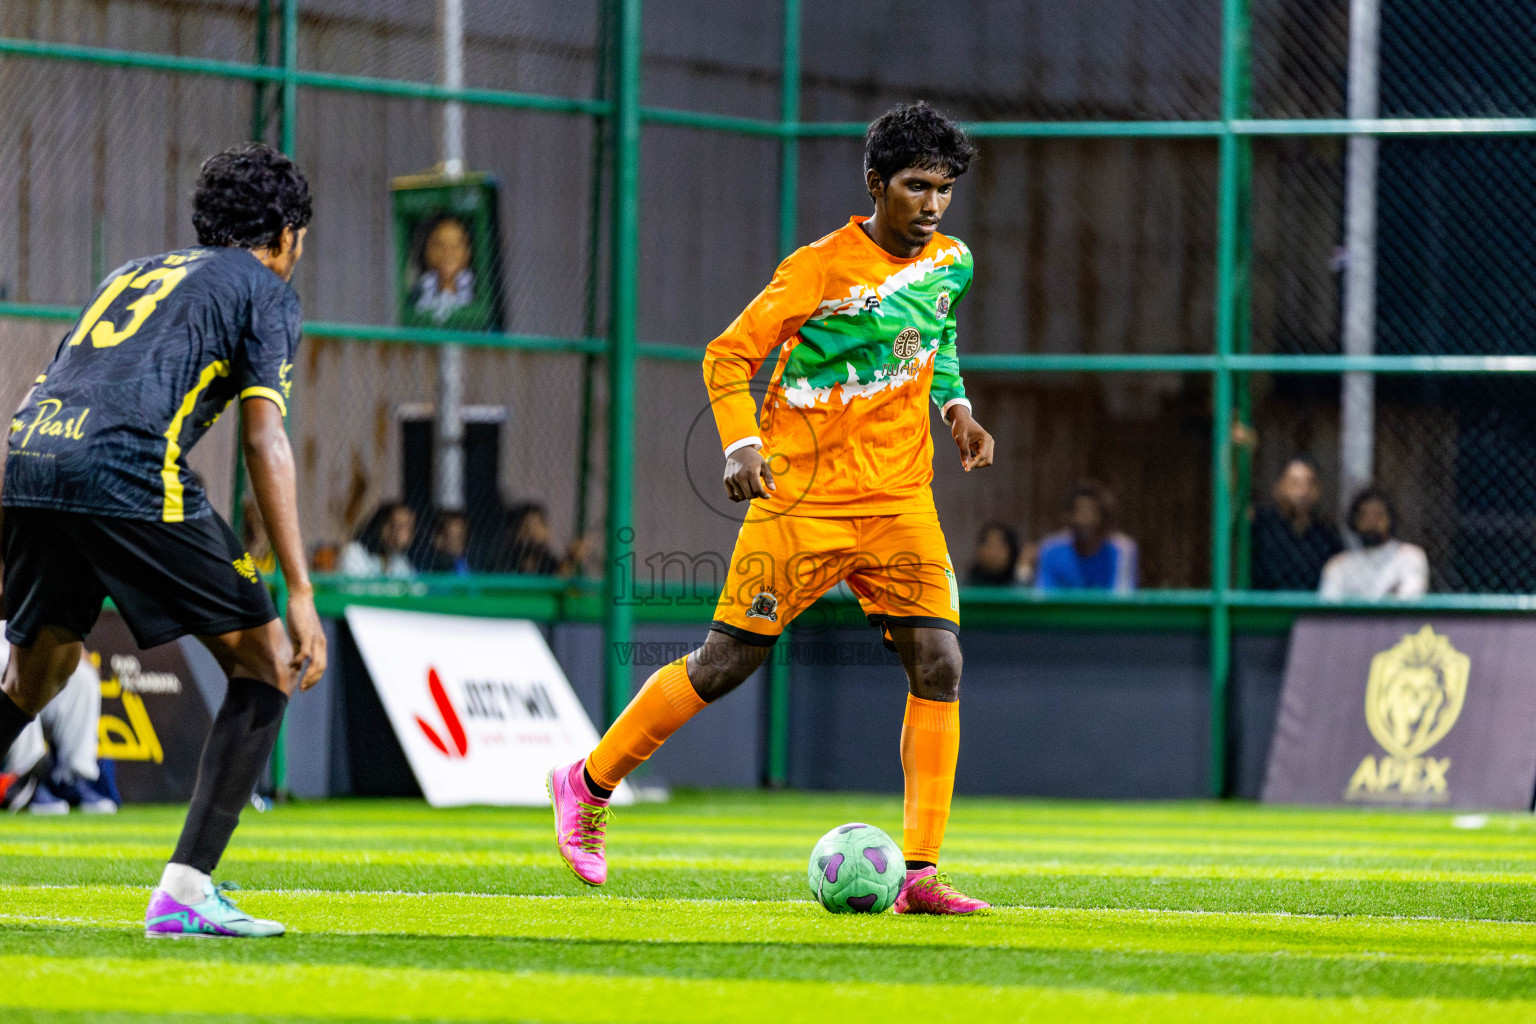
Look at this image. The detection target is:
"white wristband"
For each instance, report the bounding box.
[723,435,763,459]
[941,397,972,424]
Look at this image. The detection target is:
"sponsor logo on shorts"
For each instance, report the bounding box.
[892,327,922,360]
[232,553,262,584]
[746,591,780,623]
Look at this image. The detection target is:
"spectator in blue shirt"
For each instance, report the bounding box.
[1035,480,1138,593]
[423,511,472,575]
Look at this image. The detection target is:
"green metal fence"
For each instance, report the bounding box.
[4,0,1536,796]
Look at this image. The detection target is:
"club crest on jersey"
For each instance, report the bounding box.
[863,294,881,312]
[746,591,779,622]
[936,292,951,317]
[892,327,923,360]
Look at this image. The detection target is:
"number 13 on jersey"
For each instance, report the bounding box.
[67,264,190,349]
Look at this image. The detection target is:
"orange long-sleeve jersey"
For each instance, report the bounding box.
[703,216,973,517]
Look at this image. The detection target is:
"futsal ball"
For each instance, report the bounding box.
[807,822,905,914]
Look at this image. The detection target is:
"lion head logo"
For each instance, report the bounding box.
[1364,626,1469,759]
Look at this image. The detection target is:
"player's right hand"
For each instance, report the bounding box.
[723,445,777,502]
[284,589,328,690]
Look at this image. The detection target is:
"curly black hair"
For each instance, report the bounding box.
[863,101,977,191]
[192,142,312,250]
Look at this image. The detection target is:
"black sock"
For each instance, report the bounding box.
[582,766,614,800]
[905,860,935,871]
[0,690,35,756]
[171,678,288,874]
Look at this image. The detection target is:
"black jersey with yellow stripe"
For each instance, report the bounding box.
[4,246,300,522]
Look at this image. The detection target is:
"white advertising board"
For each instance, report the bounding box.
[345,606,631,806]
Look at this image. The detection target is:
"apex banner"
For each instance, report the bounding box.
[344,606,631,806]
[1263,617,1536,809]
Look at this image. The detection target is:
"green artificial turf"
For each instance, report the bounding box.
[1,793,1534,1022]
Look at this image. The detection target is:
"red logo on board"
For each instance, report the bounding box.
[415,667,468,758]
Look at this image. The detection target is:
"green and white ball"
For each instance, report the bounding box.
[807,823,904,914]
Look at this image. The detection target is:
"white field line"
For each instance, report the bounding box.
[5,884,1536,928]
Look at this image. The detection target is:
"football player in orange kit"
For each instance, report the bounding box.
[549,102,995,914]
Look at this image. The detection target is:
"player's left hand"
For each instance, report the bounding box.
[949,406,994,471]
[284,588,328,690]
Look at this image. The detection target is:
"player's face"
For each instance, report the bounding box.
[874,166,956,249]
[270,226,306,282]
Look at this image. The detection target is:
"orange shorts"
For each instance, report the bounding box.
[710,507,960,646]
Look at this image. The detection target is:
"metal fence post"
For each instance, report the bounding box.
[280,0,297,156]
[603,0,643,725]
[1211,0,1252,797]
[763,0,801,787]
[777,0,800,260]
[575,0,616,544]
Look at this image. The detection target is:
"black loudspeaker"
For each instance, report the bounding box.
[400,411,503,524]
[401,417,434,516]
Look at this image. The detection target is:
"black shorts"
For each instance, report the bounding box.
[2,507,277,649]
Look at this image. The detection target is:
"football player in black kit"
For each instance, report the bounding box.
[0,143,326,938]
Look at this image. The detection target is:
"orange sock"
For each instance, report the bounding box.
[585,657,706,791]
[900,694,959,864]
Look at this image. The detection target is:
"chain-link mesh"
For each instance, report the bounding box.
[1246,375,1536,594]
[0,0,600,583]
[299,0,599,98]
[801,0,1222,123]
[640,1,780,120]
[1252,137,1536,357]
[5,0,1536,598]
[1,0,257,59]
[1244,0,1536,598]
[291,2,600,576]
[951,373,1213,590]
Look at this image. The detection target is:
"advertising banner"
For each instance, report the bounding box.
[1263,617,1536,809]
[345,606,630,806]
[89,612,216,803]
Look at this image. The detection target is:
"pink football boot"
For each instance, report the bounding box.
[893,866,991,915]
[546,759,611,885]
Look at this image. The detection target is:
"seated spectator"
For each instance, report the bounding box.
[338,501,417,579]
[968,522,1025,586]
[1035,481,1138,593]
[1320,487,1428,600]
[0,642,117,814]
[310,543,339,572]
[422,511,472,576]
[1251,457,1343,590]
[493,503,587,576]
